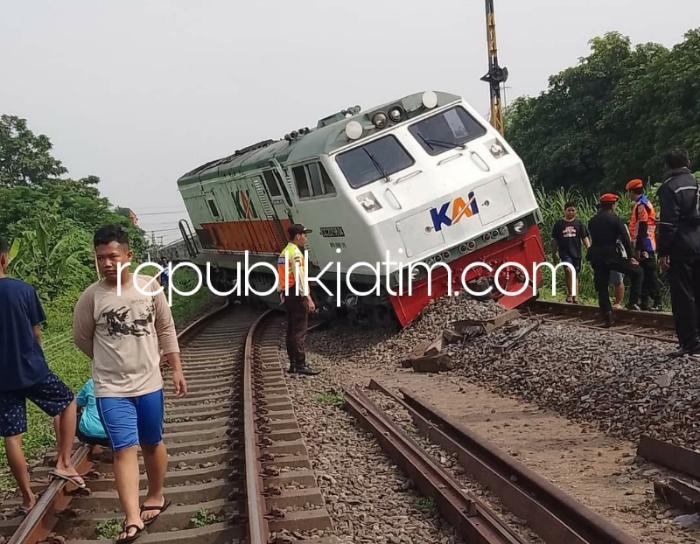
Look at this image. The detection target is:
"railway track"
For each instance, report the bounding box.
[345,380,642,544]
[523,299,678,343]
[0,302,333,544]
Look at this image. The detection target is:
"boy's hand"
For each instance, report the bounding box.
[172,370,187,398]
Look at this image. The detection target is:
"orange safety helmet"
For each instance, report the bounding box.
[625,179,644,191]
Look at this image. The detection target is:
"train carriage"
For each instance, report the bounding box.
[175,90,547,326]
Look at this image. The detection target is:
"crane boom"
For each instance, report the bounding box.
[480,0,508,135]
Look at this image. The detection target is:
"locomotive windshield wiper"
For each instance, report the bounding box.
[417,132,466,150]
[363,148,390,183]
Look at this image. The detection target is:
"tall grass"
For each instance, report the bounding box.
[535,185,670,308]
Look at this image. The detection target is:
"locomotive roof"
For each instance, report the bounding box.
[177,90,461,188]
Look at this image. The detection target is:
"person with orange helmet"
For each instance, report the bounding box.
[587,193,643,326]
[625,179,662,311]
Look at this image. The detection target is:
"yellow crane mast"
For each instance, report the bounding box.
[480,0,508,135]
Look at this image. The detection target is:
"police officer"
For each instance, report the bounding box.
[587,194,644,326]
[625,179,662,311]
[278,224,319,375]
[657,146,700,357]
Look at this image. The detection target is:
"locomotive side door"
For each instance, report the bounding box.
[267,160,296,224]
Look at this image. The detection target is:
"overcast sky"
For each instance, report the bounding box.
[2,1,697,244]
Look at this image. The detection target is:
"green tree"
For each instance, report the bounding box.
[8,215,94,300]
[0,115,68,187]
[505,29,700,193]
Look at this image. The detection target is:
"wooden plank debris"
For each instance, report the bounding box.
[452,309,521,337]
[489,319,540,353]
[411,354,454,373]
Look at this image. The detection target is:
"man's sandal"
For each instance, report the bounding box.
[48,470,86,489]
[116,523,145,544]
[140,499,171,527]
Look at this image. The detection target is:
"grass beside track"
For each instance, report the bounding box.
[0,267,216,492]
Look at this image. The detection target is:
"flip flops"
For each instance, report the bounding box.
[48,470,86,489]
[116,523,145,544]
[140,498,171,527]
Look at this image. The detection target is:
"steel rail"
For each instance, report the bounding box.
[344,386,525,544]
[243,309,274,544]
[524,299,677,343]
[382,382,641,544]
[6,299,232,544]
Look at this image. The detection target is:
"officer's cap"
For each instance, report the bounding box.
[288,224,312,238]
[625,179,644,190]
[599,193,619,203]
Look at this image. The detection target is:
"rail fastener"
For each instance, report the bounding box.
[366,380,642,544]
[343,385,525,544]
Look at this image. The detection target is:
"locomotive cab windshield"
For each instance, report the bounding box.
[408,105,487,155]
[335,135,415,189]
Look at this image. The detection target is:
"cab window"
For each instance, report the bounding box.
[408,106,487,156]
[292,162,337,199]
[336,135,414,189]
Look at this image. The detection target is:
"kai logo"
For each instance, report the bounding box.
[430,191,479,232]
[233,189,258,219]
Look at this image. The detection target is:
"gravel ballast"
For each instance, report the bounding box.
[275,292,700,543]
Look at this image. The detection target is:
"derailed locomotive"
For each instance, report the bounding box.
[174,90,547,327]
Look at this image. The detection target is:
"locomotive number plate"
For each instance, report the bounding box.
[320,226,345,238]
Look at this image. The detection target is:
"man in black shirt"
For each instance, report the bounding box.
[656,146,700,356]
[587,193,643,326]
[551,201,590,303]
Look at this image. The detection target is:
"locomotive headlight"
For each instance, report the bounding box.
[422,91,438,109]
[372,112,388,129]
[388,106,404,122]
[345,121,363,140]
[357,192,382,212]
[514,220,525,234]
[489,140,507,158]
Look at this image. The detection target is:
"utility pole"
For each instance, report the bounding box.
[480,0,509,135]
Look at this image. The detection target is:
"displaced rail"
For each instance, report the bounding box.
[0,302,332,544]
[524,299,677,343]
[344,386,526,544]
[349,380,641,544]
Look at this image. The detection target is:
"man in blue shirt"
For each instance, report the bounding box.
[0,238,85,515]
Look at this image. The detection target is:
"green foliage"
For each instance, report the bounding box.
[313,389,344,408]
[95,518,124,540]
[506,29,700,193]
[0,114,68,187]
[415,497,438,517]
[8,215,95,301]
[189,509,224,527]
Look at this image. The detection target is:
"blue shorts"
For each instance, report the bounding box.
[0,371,74,437]
[96,389,164,451]
[558,254,582,274]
